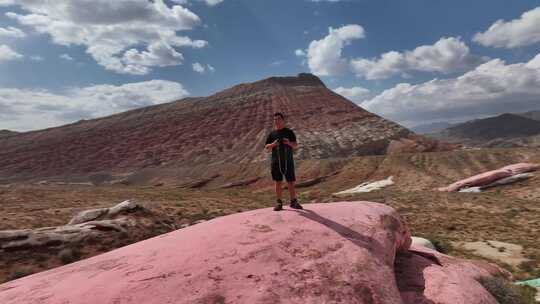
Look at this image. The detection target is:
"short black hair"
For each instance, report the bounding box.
[274,112,285,119]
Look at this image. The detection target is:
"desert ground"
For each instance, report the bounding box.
[1,147,539,284]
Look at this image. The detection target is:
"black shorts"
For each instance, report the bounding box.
[271,161,296,182]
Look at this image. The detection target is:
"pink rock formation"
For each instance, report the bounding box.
[0,202,504,304]
[500,162,540,175]
[396,245,507,304]
[438,162,539,191]
[437,169,512,192]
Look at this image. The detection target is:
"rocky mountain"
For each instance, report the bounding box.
[0,73,451,182]
[517,109,540,121]
[410,121,454,134]
[0,130,18,138]
[428,113,540,147]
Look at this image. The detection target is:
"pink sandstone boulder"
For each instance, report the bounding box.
[395,245,509,304]
[0,202,505,304]
[437,169,512,192]
[500,162,540,175]
[438,162,539,192]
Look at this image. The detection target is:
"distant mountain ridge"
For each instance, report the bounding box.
[411,122,455,134]
[0,130,18,138]
[427,112,540,147]
[517,110,540,121]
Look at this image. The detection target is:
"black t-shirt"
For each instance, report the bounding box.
[265,128,296,165]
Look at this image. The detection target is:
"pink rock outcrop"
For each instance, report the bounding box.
[500,162,540,175]
[396,245,508,304]
[437,169,512,192]
[0,202,505,304]
[438,162,539,191]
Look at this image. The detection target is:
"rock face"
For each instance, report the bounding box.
[0,200,142,251]
[0,202,506,304]
[396,245,508,304]
[0,200,179,284]
[0,73,447,181]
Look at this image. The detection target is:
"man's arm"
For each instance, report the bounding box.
[285,130,298,150]
[282,138,298,150]
[265,140,278,152]
[264,133,276,152]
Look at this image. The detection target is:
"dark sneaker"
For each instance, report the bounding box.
[289,198,303,209]
[273,199,283,211]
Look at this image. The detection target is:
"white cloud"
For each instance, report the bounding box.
[192,62,214,73]
[269,60,284,67]
[2,0,207,75]
[192,62,204,73]
[30,55,43,61]
[0,80,189,131]
[305,24,365,76]
[0,26,26,38]
[295,49,306,57]
[172,0,224,6]
[59,53,74,61]
[334,86,371,102]
[360,54,540,125]
[351,37,484,80]
[473,6,540,48]
[0,44,23,62]
[204,0,224,5]
[121,41,184,74]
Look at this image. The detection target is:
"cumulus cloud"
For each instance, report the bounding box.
[0,80,189,131]
[0,26,26,38]
[172,0,224,6]
[192,62,214,73]
[1,0,207,75]
[59,53,73,61]
[269,60,284,67]
[0,44,23,62]
[295,49,306,57]
[30,55,43,61]
[473,6,540,48]
[360,54,540,125]
[304,24,365,76]
[333,86,371,102]
[351,37,485,80]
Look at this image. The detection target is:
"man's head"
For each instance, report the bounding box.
[273,112,286,130]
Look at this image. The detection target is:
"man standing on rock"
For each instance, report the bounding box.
[264,112,303,211]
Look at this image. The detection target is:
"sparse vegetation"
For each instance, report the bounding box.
[431,238,453,254]
[478,276,536,304]
[7,269,33,282]
[518,260,540,278]
[58,247,82,265]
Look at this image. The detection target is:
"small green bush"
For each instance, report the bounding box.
[478,276,536,304]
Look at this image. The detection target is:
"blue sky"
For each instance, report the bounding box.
[1,0,540,131]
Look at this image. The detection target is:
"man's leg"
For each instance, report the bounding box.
[271,162,285,211]
[275,181,283,200]
[273,181,283,211]
[287,181,296,201]
[286,165,302,209]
